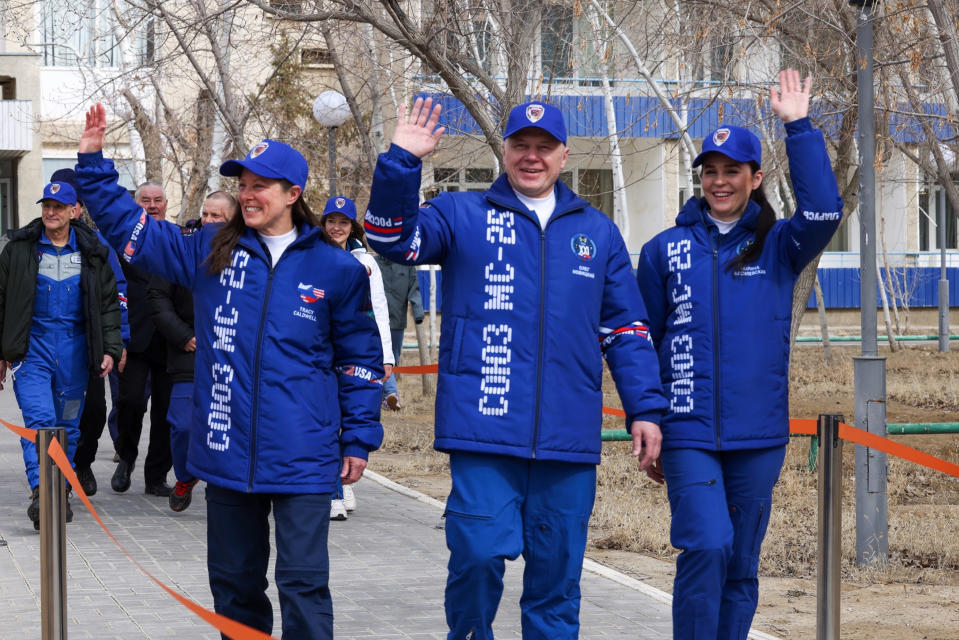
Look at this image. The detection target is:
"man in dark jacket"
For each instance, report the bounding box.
[0,181,122,529]
[372,255,424,410]
[111,181,173,497]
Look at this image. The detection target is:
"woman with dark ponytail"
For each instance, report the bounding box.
[75,104,384,640]
[636,69,843,640]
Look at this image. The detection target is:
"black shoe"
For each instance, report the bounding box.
[76,467,97,496]
[144,481,173,497]
[65,488,73,524]
[111,460,134,493]
[169,479,199,512]
[28,487,39,530]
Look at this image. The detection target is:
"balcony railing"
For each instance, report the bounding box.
[0,100,34,157]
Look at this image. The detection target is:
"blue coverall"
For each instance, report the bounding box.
[16,229,89,489]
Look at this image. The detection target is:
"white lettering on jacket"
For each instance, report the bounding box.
[206,249,250,452]
[666,239,694,413]
[479,208,516,416]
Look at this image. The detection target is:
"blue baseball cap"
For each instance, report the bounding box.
[37,181,77,206]
[503,101,567,145]
[693,125,762,168]
[219,139,308,190]
[322,196,357,221]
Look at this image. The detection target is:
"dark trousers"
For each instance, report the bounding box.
[74,373,106,471]
[116,341,172,485]
[206,484,333,640]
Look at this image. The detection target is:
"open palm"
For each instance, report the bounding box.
[79,103,107,154]
[770,68,811,123]
[392,97,446,159]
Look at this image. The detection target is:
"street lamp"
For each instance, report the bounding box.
[312,90,351,194]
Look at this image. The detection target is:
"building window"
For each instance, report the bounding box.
[301,47,333,67]
[542,4,574,84]
[678,171,702,210]
[919,183,959,250]
[42,1,118,67]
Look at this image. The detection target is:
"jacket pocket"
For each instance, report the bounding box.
[448,317,466,374]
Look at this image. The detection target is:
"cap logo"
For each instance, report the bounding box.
[50,184,61,194]
[335,197,346,208]
[713,128,731,146]
[250,141,270,158]
[526,104,545,123]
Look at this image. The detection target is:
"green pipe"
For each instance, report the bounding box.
[796,334,959,342]
[886,423,959,434]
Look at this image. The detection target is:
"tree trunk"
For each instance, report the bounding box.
[876,266,899,352]
[814,274,832,362]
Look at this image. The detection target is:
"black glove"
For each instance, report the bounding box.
[415,317,424,325]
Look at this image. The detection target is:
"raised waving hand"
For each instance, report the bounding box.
[79,103,107,154]
[392,97,446,159]
[769,68,811,124]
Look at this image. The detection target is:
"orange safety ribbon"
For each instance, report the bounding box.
[1,418,278,640]
[392,364,439,374]
[837,421,959,479]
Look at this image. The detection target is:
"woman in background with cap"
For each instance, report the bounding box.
[75,103,383,640]
[636,70,843,639]
[321,195,394,520]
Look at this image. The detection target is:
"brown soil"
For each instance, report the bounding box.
[370,342,959,639]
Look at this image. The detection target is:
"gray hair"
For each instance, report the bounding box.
[134,181,167,201]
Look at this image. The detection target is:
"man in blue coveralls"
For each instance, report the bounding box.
[0,181,123,529]
[366,99,667,639]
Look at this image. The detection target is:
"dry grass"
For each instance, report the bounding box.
[373,342,959,586]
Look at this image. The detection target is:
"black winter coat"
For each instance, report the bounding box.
[0,218,123,372]
[148,274,195,383]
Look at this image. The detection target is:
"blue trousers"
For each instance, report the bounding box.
[205,484,333,640]
[166,381,194,483]
[14,329,88,490]
[661,446,786,640]
[444,452,596,640]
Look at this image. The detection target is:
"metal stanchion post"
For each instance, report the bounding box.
[37,427,68,640]
[816,414,843,640]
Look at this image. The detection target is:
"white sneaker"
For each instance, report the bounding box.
[342,485,356,512]
[330,499,348,521]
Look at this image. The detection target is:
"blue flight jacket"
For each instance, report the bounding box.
[76,151,384,494]
[636,118,843,451]
[366,144,667,465]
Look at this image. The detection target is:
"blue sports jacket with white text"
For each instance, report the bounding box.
[637,118,843,450]
[366,144,667,464]
[76,151,384,493]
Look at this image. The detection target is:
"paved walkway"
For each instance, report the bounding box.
[0,390,679,639]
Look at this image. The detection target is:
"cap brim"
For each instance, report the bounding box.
[37,196,76,206]
[503,124,566,144]
[692,149,757,168]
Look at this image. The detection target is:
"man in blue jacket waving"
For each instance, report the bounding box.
[366,98,667,639]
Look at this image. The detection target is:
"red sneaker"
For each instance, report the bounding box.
[169,479,199,512]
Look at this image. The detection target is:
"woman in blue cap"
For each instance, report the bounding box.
[321,195,394,520]
[75,103,383,640]
[636,69,843,639]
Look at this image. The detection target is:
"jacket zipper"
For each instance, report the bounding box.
[710,229,722,450]
[530,227,547,458]
[247,261,277,492]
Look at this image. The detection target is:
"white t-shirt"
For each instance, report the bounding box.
[706,213,739,235]
[515,190,556,229]
[258,227,298,266]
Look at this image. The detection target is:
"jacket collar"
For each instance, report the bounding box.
[676,196,760,233]
[237,222,323,262]
[484,174,590,224]
[9,218,105,259]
